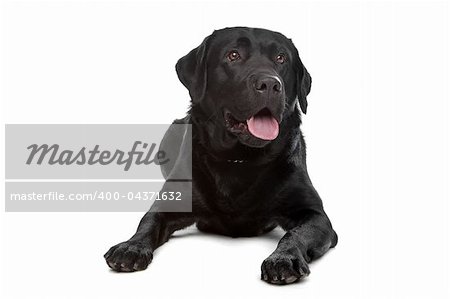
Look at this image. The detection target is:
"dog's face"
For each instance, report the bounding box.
[176,27,311,149]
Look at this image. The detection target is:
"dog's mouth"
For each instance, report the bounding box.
[224,108,279,141]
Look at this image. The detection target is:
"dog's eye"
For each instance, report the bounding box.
[276,53,286,64]
[227,50,241,62]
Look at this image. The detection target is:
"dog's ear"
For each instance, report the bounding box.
[176,35,211,103]
[297,63,311,114]
[292,42,312,114]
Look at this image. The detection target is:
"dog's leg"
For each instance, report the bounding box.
[104,211,195,272]
[261,208,337,284]
[104,121,194,272]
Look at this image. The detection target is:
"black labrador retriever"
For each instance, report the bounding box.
[104,27,338,285]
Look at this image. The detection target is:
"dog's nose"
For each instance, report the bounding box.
[254,75,282,94]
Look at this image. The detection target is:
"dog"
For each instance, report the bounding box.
[104,27,338,285]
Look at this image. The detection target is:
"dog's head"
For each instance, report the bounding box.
[176,27,311,149]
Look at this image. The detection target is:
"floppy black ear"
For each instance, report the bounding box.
[297,63,312,114]
[175,36,211,103]
[291,41,312,114]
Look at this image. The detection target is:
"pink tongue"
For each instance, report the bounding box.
[246,114,279,140]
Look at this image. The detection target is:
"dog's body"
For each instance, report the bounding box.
[105,27,337,285]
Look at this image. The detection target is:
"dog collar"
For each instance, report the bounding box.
[226,159,247,163]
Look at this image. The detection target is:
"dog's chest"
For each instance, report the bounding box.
[210,164,260,199]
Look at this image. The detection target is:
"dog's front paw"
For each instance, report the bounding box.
[261,253,310,285]
[104,241,153,272]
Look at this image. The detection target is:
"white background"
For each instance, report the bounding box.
[1,0,449,298]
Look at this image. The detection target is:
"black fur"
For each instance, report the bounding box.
[104,27,337,285]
